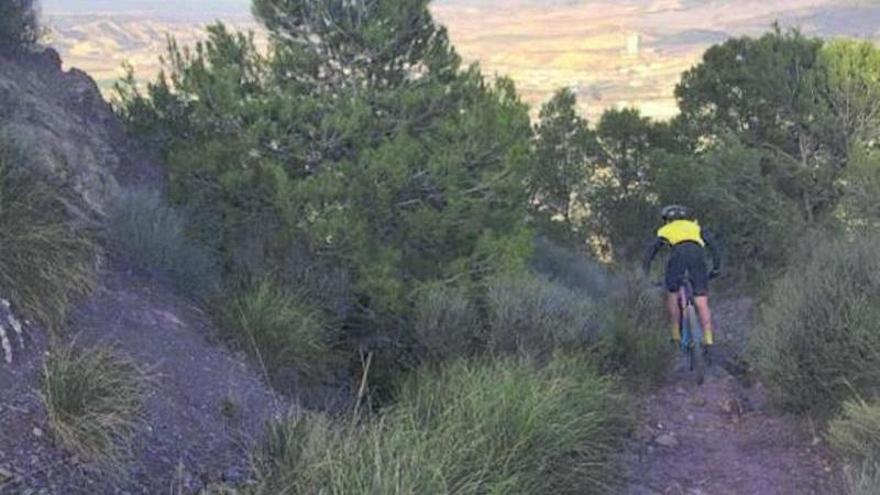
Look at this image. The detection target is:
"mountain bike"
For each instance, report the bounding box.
[677,276,707,385]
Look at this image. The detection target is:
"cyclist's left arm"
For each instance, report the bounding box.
[642,237,664,275]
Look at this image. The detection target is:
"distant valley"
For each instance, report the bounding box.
[45,1,880,120]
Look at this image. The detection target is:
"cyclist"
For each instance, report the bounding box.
[642,205,721,346]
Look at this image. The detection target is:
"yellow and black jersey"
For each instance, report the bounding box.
[642,219,721,276]
[657,219,705,247]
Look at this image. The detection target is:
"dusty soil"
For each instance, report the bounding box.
[0,269,291,494]
[620,297,845,495]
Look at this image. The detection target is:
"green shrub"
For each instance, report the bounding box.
[598,274,671,386]
[218,278,343,384]
[485,272,597,361]
[41,344,148,467]
[0,131,97,331]
[842,462,880,495]
[839,147,880,229]
[412,282,481,362]
[0,0,39,47]
[829,399,880,495]
[400,355,630,494]
[110,188,219,300]
[829,399,880,468]
[530,236,613,296]
[252,354,630,494]
[750,233,880,417]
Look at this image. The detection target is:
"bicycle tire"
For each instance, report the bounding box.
[686,304,705,385]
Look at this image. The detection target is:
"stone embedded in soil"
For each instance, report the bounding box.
[655,434,679,448]
[222,467,248,484]
[0,466,14,483]
[720,398,743,416]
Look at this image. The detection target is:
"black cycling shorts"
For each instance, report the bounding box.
[665,241,709,296]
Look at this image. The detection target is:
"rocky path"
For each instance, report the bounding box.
[621,298,844,495]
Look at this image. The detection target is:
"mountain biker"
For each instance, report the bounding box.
[642,205,721,346]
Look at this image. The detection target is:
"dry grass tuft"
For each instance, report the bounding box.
[41,344,149,467]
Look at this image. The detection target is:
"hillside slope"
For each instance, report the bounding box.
[0,271,288,493]
[0,46,161,216]
[0,47,290,493]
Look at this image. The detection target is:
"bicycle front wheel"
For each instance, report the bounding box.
[686,305,705,385]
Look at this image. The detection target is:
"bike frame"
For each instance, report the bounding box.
[677,278,702,354]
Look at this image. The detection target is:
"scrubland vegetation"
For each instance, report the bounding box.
[108,0,880,488]
[2,0,880,490]
[251,356,629,495]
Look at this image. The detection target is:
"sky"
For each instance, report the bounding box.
[41,0,880,120]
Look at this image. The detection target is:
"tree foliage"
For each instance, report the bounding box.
[820,40,880,228]
[587,107,671,261]
[530,88,600,239]
[115,1,533,354]
[676,27,846,223]
[819,40,880,147]
[252,0,459,92]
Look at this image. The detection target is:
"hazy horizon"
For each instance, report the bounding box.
[44,0,250,19]
[42,0,880,120]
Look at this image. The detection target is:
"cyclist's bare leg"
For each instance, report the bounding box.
[666,292,681,341]
[694,295,714,345]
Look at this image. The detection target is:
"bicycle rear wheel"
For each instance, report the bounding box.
[686,304,705,385]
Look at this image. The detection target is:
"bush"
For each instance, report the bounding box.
[0,131,97,331]
[0,0,39,47]
[252,355,630,494]
[838,147,880,229]
[829,399,880,495]
[400,355,630,494]
[842,462,880,495]
[829,399,880,468]
[41,344,148,467]
[598,274,671,386]
[484,272,598,361]
[412,282,481,362]
[110,188,219,300]
[530,236,613,296]
[750,233,880,417]
[218,278,344,384]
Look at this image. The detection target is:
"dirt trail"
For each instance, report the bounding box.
[621,298,844,495]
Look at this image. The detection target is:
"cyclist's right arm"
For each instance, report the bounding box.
[702,228,722,275]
